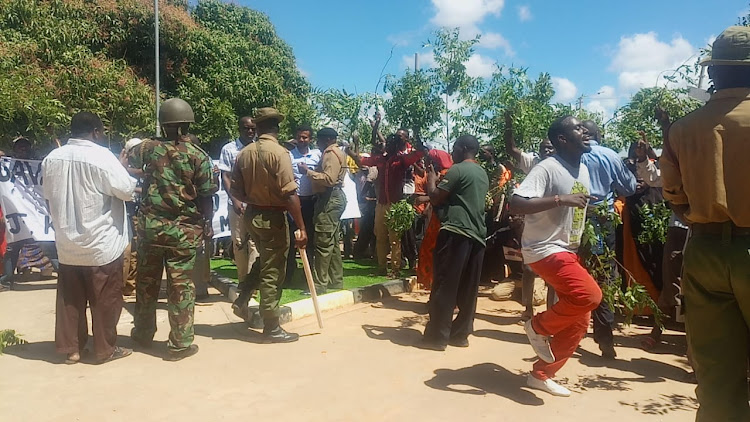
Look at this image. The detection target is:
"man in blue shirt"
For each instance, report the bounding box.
[580,120,637,359]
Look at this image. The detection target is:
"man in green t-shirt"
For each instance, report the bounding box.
[421,135,489,350]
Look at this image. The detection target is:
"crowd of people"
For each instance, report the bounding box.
[0,24,748,421]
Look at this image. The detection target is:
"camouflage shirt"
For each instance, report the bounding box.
[129,139,218,248]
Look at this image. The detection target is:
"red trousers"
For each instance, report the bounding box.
[529,252,601,380]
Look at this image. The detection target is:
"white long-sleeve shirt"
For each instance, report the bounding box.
[42,138,136,266]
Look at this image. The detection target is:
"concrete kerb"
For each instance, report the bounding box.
[209,270,410,328]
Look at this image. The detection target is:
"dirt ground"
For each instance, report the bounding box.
[0,279,698,422]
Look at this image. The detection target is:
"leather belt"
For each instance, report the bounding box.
[691,222,750,236]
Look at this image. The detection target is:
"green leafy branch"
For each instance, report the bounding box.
[636,201,671,245]
[0,329,28,354]
[580,204,664,327]
[384,199,416,235]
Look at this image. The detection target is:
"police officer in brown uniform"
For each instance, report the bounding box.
[231,108,307,343]
[298,127,347,294]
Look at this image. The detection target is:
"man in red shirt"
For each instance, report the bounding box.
[348,133,425,277]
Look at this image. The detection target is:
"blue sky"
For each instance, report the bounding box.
[241,0,747,116]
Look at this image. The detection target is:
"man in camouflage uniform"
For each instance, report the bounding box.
[298,127,347,294]
[231,107,307,343]
[129,98,218,360]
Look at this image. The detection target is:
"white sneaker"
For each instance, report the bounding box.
[526,375,571,397]
[524,319,555,363]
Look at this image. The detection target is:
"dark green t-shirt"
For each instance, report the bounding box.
[436,160,489,245]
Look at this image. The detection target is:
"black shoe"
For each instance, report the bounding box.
[263,326,299,343]
[130,328,153,349]
[165,344,199,361]
[232,301,249,320]
[449,337,469,348]
[600,343,617,359]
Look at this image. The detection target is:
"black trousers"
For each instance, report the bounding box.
[299,196,316,264]
[401,225,418,269]
[424,230,485,344]
[354,200,376,259]
[592,215,617,347]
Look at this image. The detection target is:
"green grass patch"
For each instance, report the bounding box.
[210,257,390,305]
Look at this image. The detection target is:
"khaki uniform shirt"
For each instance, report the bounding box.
[231,134,297,207]
[307,144,346,194]
[661,87,750,226]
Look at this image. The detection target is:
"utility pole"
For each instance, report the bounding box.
[414,52,418,72]
[576,95,583,113]
[154,0,161,136]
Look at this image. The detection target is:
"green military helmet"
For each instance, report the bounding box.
[159,98,195,125]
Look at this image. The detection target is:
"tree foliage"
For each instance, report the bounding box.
[0,0,313,149]
[608,87,702,150]
[383,70,442,141]
[313,88,379,143]
[381,28,598,154]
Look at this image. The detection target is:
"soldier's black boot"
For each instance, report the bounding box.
[262,318,299,343]
[232,274,260,320]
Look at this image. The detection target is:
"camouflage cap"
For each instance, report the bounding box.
[253,107,285,124]
[701,26,750,66]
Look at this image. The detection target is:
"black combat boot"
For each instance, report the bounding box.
[262,318,299,343]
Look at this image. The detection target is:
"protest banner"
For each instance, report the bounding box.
[0,157,231,243]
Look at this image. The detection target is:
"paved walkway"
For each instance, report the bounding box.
[0,279,697,421]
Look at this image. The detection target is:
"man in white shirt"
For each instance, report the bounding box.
[510,115,601,397]
[289,125,322,254]
[218,116,260,313]
[42,112,136,364]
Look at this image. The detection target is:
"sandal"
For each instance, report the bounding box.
[97,346,132,364]
[65,352,81,365]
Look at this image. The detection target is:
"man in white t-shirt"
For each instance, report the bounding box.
[510,115,602,397]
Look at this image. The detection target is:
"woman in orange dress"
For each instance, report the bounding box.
[415,149,453,289]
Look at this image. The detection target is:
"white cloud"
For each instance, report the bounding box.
[551,77,578,103]
[585,85,617,117]
[430,0,505,32]
[464,53,496,78]
[609,32,696,93]
[478,32,514,56]
[518,5,532,22]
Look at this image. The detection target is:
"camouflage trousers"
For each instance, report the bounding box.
[133,243,197,352]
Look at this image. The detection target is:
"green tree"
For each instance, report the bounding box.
[609,87,702,151]
[383,70,442,142]
[0,0,314,149]
[313,89,373,142]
